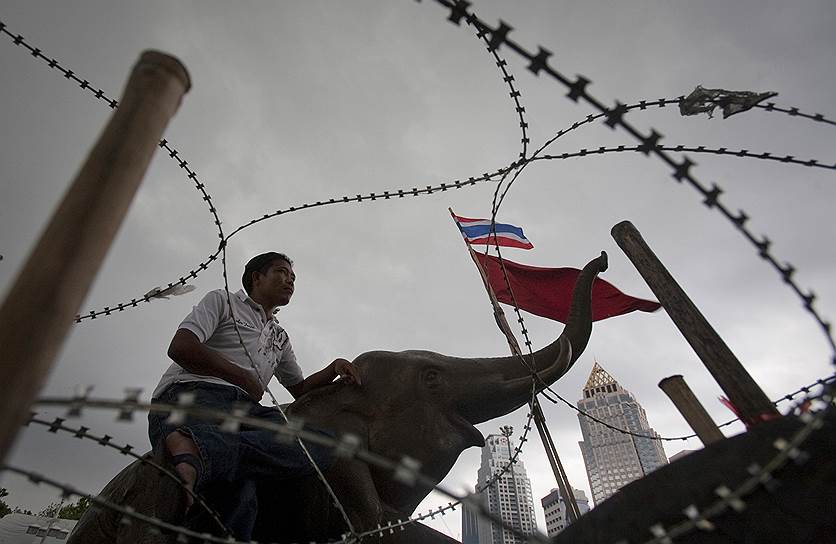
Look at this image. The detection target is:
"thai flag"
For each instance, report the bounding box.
[452,213,534,250]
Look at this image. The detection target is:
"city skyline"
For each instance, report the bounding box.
[464,358,675,542]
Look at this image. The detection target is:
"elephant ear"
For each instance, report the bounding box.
[367,402,485,514]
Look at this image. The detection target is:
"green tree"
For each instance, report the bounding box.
[0,488,11,518]
[35,497,90,520]
[38,501,62,518]
[1,490,86,519]
[57,497,91,520]
[0,488,32,517]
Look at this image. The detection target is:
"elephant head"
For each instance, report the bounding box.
[288,251,608,516]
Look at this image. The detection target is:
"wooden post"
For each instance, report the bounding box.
[611,221,779,427]
[0,50,191,463]
[658,375,725,445]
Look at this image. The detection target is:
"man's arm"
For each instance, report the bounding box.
[286,358,361,400]
[168,329,264,400]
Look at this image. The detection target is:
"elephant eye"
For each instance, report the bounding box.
[422,367,442,387]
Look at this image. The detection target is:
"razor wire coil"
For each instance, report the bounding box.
[1,3,835,542]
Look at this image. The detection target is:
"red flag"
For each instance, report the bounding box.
[718,396,741,419]
[474,252,661,323]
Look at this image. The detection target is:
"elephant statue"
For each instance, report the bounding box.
[68,251,609,543]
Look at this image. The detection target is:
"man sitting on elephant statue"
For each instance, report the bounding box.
[147,251,362,539]
[71,250,611,543]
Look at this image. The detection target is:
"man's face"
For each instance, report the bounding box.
[252,259,295,308]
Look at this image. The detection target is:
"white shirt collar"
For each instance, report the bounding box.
[235,289,279,319]
[235,289,252,305]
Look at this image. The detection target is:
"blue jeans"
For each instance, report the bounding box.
[148,381,334,539]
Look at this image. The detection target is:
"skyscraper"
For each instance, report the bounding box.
[577,362,668,505]
[461,491,481,544]
[462,432,539,543]
[541,487,590,537]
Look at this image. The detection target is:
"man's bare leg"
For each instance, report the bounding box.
[165,430,200,510]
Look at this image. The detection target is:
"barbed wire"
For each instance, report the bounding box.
[424,0,836,365]
[420,18,835,544]
[5,13,823,337]
[21,406,460,542]
[476,96,834,446]
[218,238,541,538]
[534,144,836,171]
[0,13,543,541]
[633,383,834,544]
[427,4,835,540]
[64,96,833,326]
[21,369,827,542]
[2,15,545,540]
[70,169,509,324]
[1,0,825,439]
[468,10,530,160]
[469,95,835,243]
[1,464,258,544]
[462,27,832,535]
[455,10,562,523]
[19,381,834,544]
[216,246,359,538]
[4,17,832,359]
[452,14,600,541]
[483,94,836,230]
[526,97,836,158]
[3,5,835,543]
[423,0,836,386]
[24,413,230,536]
[0,19,230,328]
[22,394,554,544]
[542,373,836,443]
[754,102,836,126]
[0,19,226,245]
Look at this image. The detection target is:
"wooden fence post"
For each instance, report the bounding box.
[658,375,725,445]
[0,50,190,463]
[611,221,779,427]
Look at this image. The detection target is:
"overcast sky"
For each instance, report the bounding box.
[1,1,834,540]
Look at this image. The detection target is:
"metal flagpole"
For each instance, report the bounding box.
[449,209,582,523]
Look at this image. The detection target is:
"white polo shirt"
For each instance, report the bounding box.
[152,289,304,399]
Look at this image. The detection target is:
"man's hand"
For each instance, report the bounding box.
[287,357,362,400]
[239,369,264,401]
[333,358,362,386]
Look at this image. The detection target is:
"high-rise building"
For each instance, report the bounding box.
[461,491,481,544]
[577,362,668,505]
[541,487,590,537]
[462,433,539,544]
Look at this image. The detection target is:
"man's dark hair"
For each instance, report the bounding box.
[242,252,293,294]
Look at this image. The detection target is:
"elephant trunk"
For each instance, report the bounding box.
[458,251,608,424]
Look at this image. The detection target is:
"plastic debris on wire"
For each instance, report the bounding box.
[143,284,197,301]
[680,85,778,119]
